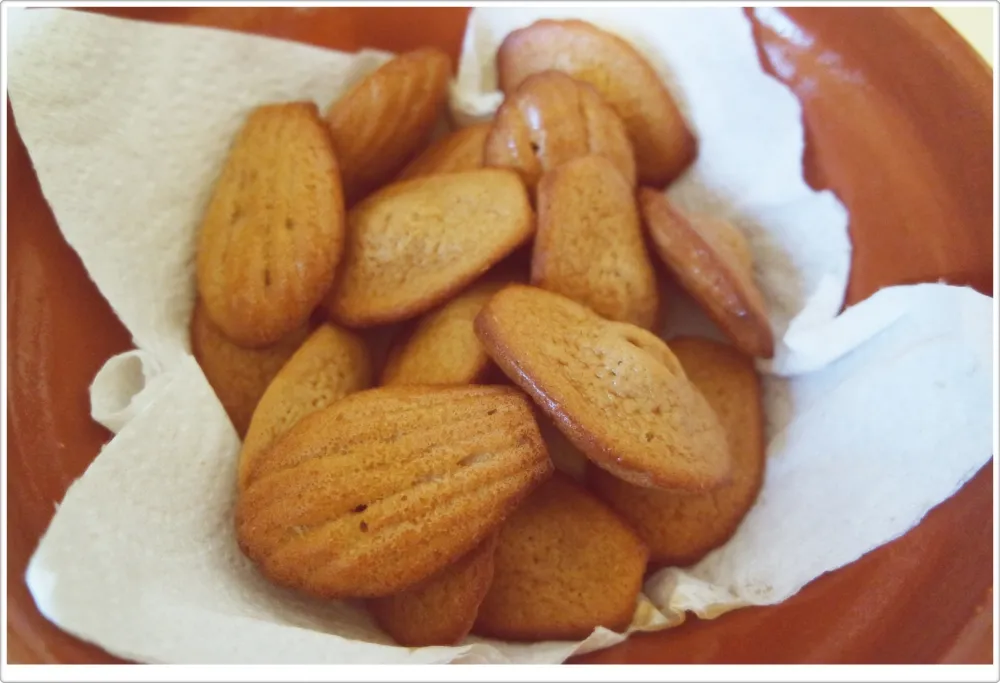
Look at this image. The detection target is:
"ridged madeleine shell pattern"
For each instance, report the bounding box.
[236,385,552,599]
[327,48,452,203]
[238,323,372,491]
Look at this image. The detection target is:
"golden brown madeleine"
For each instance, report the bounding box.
[590,337,765,567]
[475,285,731,492]
[484,71,636,193]
[236,385,553,599]
[381,279,509,386]
[238,323,371,490]
[326,49,451,203]
[196,102,344,348]
[473,473,648,641]
[639,189,774,358]
[326,169,534,328]
[498,19,696,187]
[397,123,491,181]
[532,155,658,329]
[368,534,498,646]
[190,299,308,437]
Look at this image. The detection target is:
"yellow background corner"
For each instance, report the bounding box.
[937,5,995,66]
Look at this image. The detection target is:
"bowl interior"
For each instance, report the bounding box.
[5,6,993,664]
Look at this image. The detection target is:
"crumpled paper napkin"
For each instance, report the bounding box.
[7,6,993,664]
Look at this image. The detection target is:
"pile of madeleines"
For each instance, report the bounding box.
[191,19,776,647]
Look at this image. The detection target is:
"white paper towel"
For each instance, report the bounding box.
[8,7,993,665]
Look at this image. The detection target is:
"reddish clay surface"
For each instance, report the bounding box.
[6,7,993,664]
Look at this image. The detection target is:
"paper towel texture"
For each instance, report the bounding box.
[9,7,993,664]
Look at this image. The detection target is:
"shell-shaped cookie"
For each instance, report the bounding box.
[327,48,451,203]
[326,169,534,328]
[475,285,731,492]
[238,323,372,491]
[485,71,636,193]
[639,189,774,358]
[368,534,498,646]
[236,385,553,599]
[397,123,491,181]
[472,473,648,641]
[190,299,309,437]
[532,155,659,329]
[590,337,765,566]
[498,19,696,187]
[196,102,345,348]
[381,279,509,386]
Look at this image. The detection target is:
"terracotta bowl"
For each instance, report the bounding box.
[6,7,993,664]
